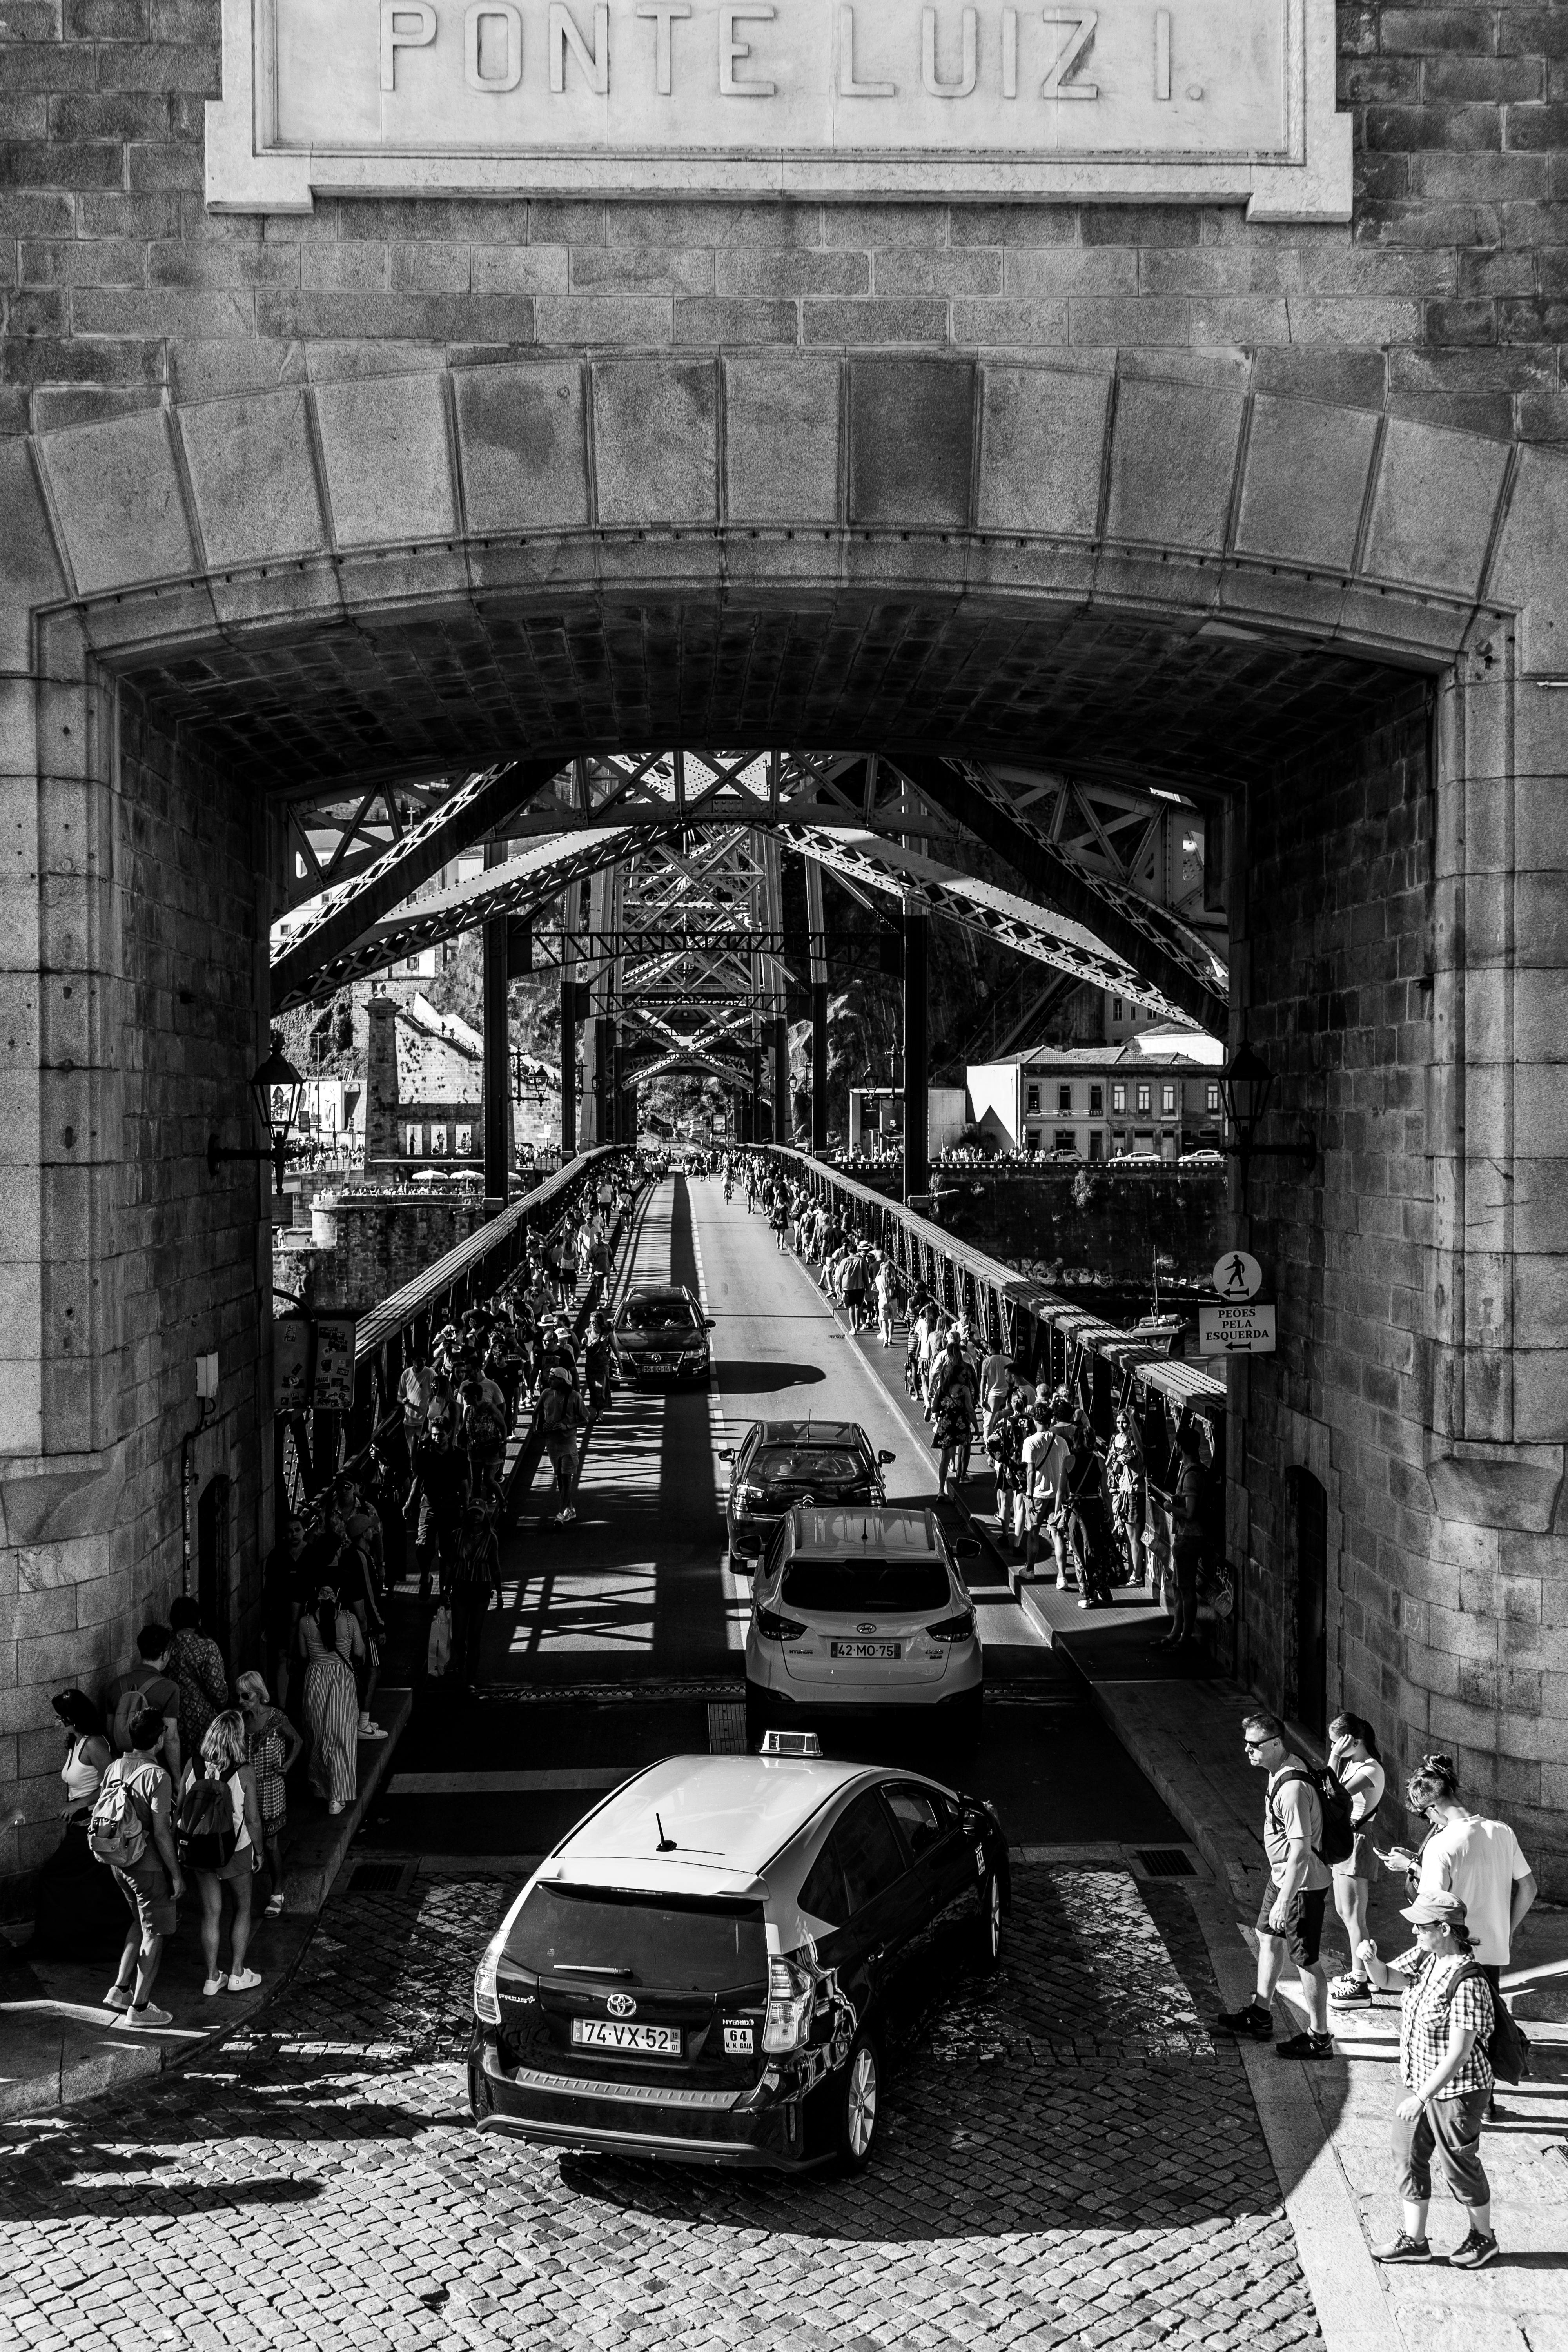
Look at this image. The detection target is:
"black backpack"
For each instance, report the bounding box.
[175,1760,238,1873]
[1269,1762,1356,1869]
[1438,1960,1531,2085]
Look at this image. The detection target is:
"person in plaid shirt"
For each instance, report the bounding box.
[1356,1889,1498,2269]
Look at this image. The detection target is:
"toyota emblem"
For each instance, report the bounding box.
[857,1622,877,1634]
[606,1992,637,2018]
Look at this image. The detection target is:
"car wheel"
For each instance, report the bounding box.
[833,2032,881,2174]
[973,1867,1003,1973]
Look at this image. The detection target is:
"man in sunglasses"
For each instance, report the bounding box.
[1215,1708,1333,2060]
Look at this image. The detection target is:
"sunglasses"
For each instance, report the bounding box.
[1243,1737,1271,1750]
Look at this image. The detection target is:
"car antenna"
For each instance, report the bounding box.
[655,1812,677,1853]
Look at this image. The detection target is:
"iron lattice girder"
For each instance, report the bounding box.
[633,1047,754,1091]
[892,754,1227,1032]
[273,821,663,1010]
[270,757,569,1012]
[778,820,1198,1024]
[281,777,456,911]
[271,746,1227,1029]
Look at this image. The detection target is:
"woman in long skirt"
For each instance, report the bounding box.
[298,1586,363,1816]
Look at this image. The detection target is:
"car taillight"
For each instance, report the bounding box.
[926,1609,976,1643]
[473,1935,503,2024]
[753,1604,807,1641]
[763,1953,813,2053]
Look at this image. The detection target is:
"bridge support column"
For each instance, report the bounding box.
[559,963,577,1161]
[805,854,829,1154]
[773,1018,790,1146]
[902,905,928,1205]
[482,843,509,1204]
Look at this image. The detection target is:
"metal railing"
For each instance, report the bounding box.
[280,1147,631,1506]
[749,1146,1230,1604]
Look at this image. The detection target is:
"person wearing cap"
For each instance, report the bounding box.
[1354,1890,1499,2269]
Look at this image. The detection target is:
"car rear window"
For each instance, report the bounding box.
[618,1299,701,1333]
[755,1449,861,1485]
[504,1884,767,1992]
[780,1559,951,1614]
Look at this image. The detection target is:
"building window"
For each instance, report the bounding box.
[1053,1130,1077,1155]
[1111,1082,1126,1114]
[1111,997,1123,1021]
[1162,1083,1176,1114]
[1024,1127,1041,1151]
[1057,1084,1072,1114]
[430,1124,448,1156]
[1089,1084,1103,1115]
[1088,1131,1104,1161]
[405,1124,423,1156]
[1136,1083,1151,1114]
[1025,1083,1040,1113]
[1207,1082,1221,1113]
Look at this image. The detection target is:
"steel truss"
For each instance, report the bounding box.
[273,748,1229,1036]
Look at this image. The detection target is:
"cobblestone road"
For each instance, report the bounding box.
[0,1868,1320,2352]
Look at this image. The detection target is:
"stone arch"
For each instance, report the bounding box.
[5,353,1568,1883]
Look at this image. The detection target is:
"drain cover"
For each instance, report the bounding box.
[348,1862,406,1892]
[1132,1847,1196,1878]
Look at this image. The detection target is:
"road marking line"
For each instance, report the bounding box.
[387,1768,634,1795]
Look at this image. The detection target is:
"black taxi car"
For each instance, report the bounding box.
[469,1733,1009,2174]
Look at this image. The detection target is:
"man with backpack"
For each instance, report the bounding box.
[106,1624,182,1783]
[93,1700,185,2030]
[1216,1708,1349,2061]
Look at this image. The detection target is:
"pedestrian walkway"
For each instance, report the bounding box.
[1044,1644,1568,2346]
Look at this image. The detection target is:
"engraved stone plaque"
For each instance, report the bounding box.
[208,0,1349,216]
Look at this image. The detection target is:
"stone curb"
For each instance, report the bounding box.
[0,1689,411,2121]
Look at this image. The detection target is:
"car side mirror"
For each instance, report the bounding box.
[719,1448,734,1463]
[953,1537,981,1559]
[878,1450,896,1464]
[704,1318,716,1329]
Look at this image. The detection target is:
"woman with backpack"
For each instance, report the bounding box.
[178,1709,264,1997]
[1326,1712,1387,2009]
[298,1584,364,1816]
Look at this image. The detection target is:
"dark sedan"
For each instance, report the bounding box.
[613,1285,714,1387]
[721,1418,896,1571]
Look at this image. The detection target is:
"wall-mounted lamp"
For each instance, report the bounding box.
[1221,1040,1317,1191]
[207,1035,305,1197]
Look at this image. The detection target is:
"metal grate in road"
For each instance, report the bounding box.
[707,1700,747,1755]
[348,1862,409,1893]
[1131,1847,1197,1878]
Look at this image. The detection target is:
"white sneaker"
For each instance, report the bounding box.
[560,1505,576,1524]
[112,2003,172,2030]
[202,1973,228,1997]
[358,1719,388,1740]
[225,1968,263,1994]
[328,1799,345,1816]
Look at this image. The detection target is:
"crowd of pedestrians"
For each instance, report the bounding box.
[27,1162,650,2026]
[1215,1709,1538,2270]
[738,1154,1222,1617]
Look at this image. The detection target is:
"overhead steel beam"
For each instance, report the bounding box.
[890,753,1226,1033]
[270,757,566,1011]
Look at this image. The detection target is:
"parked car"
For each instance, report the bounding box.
[721,1419,896,1572]
[613,1285,714,1386]
[744,1507,983,1748]
[468,1733,1009,2174]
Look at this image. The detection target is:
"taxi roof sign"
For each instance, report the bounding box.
[760,1729,823,1760]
